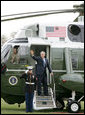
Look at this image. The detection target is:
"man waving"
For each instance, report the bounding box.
[30,50,53,96]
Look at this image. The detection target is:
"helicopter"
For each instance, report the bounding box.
[1,7,84,113]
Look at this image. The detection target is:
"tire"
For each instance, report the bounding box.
[66,101,81,113]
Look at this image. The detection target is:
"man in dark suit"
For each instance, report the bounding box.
[30,50,53,96]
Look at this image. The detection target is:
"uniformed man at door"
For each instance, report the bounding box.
[30,50,53,96]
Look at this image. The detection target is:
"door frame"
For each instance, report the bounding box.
[46,46,50,85]
[30,44,51,84]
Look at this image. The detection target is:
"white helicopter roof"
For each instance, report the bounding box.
[15,21,84,39]
[2,21,84,50]
[28,37,50,46]
[19,21,84,31]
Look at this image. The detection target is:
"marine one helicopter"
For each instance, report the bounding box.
[1,6,84,113]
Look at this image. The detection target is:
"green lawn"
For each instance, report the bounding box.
[1,98,84,114]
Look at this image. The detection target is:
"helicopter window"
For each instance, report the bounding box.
[9,38,28,43]
[68,25,84,43]
[15,38,28,41]
[71,50,84,70]
[1,45,12,63]
[18,46,30,64]
[10,45,29,64]
[11,41,28,43]
[7,45,29,65]
[52,48,66,70]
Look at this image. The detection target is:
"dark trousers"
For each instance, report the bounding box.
[25,92,34,112]
[37,72,48,95]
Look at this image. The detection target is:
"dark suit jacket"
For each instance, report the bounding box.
[31,55,52,75]
[20,73,35,93]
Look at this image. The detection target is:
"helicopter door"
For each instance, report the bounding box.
[46,46,50,85]
[30,45,50,84]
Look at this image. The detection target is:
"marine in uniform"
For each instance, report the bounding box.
[20,66,35,112]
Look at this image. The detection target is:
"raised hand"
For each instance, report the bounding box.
[30,50,34,55]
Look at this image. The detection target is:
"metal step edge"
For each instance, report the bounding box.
[33,106,56,110]
[36,100,54,102]
[36,99,52,101]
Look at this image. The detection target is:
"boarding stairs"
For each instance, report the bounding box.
[33,76,56,110]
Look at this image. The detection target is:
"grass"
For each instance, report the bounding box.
[1,98,84,114]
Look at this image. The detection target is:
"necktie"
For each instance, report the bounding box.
[43,59,46,67]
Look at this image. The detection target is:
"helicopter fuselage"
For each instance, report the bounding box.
[1,22,84,104]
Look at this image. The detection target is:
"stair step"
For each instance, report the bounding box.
[36,93,51,96]
[36,99,53,101]
[37,90,52,93]
[33,88,56,109]
[36,96,52,100]
[36,101,54,107]
[36,90,52,96]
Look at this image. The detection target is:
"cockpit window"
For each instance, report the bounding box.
[1,45,12,63]
[18,46,29,64]
[68,24,84,43]
[9,45,29,64]
[1,45,35,69]
[8,38,28,43]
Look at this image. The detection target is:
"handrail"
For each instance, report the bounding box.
[51,75,56,102]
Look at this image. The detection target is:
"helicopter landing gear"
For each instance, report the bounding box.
[18,104,20,107]
[69,91,76,101]
[66,100,81,113]
[66,91,84,113]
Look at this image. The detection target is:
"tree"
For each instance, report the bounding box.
[1,35,7,46]
[10,32,17,38]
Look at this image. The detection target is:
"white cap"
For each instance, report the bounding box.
[25,66,33,74]
[27,66,33,70]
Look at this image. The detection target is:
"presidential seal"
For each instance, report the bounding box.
[9,76,18,85]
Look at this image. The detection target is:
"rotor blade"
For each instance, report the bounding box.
[1,8,83,18]
[1,9,83,22]
[1,9,77,18]
[2,10,58,17]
